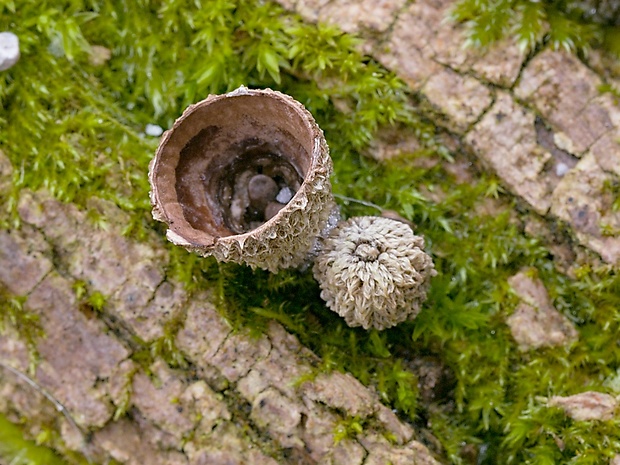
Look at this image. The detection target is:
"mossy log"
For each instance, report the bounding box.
[2,0,620,463]
[0,155,439,465]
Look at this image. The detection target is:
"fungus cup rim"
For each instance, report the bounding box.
[148,86,330,252]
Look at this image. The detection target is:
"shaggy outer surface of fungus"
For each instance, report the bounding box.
[149,87,336,273]
[313,216,437,330]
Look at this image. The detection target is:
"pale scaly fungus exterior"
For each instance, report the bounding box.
[313,216,436,330]
[149,86,336,272]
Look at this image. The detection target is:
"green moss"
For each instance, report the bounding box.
[333,416,368,444]
[126,301,192,375]
[0,290,43,374]
[2,0,620,464]
[110,362,138,422]
[602,178,620,212]
[73,280,108,313]
[449,0,617,55]
[143,328,190,370]
[210,150,620,463]
[0,415,69,465]
[131,333,188,374]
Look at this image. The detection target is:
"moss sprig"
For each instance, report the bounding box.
[449,0,617,54]
[0,290,43,374]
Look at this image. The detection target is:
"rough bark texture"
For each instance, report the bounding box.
[548,392,619,422]
[0,151,440,464]
[2,0,620,463]
[506,269,579,351]
[280,0,620,266]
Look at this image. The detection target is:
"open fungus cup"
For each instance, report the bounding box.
[149,87,335,272]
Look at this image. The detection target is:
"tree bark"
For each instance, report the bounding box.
[0,167,440,464]
[283,0,620,268]
[2,1,620,464]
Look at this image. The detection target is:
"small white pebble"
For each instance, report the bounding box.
[276,186,294,204]
[556,162,570,177]
[145,123,164,137]
[0,32,20,71]
[89,45,112,67]
[47,36,64,58]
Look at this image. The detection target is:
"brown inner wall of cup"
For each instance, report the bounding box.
[170,93,314,239]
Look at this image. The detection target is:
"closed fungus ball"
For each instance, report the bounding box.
[313,216,437,330]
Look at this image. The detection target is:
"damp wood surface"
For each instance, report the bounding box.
[1,1,620,465]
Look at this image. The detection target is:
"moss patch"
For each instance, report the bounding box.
[450,0,619,55]
[0,415,71,465]
[2,1,620,464]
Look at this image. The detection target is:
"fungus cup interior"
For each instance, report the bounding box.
[153,90,316,244]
